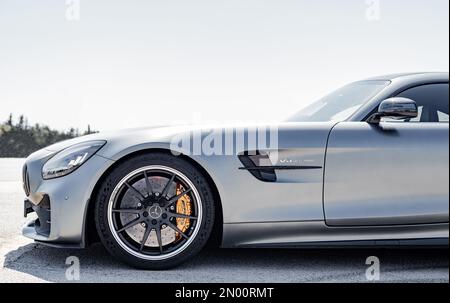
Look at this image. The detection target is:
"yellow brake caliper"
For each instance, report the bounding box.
[175,183,192,239]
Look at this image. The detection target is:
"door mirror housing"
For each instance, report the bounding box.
[367,97,418,124]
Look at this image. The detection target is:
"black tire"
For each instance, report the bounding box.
[95,152,215,269]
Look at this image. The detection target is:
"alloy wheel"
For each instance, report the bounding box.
[107,166,203,261]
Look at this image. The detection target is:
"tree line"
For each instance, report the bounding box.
[0,114,96,158]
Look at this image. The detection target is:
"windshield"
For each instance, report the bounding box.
[287,80,390,122]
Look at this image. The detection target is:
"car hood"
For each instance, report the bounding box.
[42,121,337,160]
[43,124,184,152]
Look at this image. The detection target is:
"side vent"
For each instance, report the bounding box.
[239,151,323,182]
[238,152,277,182]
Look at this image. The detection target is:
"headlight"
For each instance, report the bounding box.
[42,141,106,179]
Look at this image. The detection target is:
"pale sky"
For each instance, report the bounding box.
[0,0,449,131]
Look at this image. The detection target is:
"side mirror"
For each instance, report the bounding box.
[367,97,418,124]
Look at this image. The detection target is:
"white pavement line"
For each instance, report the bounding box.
[0,267,47,283]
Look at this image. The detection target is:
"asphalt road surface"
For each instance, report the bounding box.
[0,158,448,283]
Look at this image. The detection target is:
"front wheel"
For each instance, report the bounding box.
[95,153,215,269]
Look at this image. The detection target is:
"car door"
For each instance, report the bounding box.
[324,83,449,226]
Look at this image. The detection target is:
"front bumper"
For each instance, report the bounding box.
[22,149,114,248]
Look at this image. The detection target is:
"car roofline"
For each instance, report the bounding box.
[362,72,449,81]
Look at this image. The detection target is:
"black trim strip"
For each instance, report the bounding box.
[239,166,322,171]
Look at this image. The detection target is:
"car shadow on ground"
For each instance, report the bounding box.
[3,243,449,283]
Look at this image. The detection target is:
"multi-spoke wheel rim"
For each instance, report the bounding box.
[107,166,203,261]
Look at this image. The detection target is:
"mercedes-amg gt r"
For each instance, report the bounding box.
[22,72,449,269]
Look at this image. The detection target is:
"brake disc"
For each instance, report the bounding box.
[120,177,192,248]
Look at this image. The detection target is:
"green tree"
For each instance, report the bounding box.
[0,114,97,158]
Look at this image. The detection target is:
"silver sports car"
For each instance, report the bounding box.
[22,72,449,269]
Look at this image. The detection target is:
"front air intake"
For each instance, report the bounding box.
[22,164,30,196]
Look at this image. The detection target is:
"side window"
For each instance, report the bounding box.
[385,83,449,123]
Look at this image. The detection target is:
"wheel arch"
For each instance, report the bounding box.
[84,148,224,248]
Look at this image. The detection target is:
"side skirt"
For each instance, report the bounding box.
[221,221,449,248]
